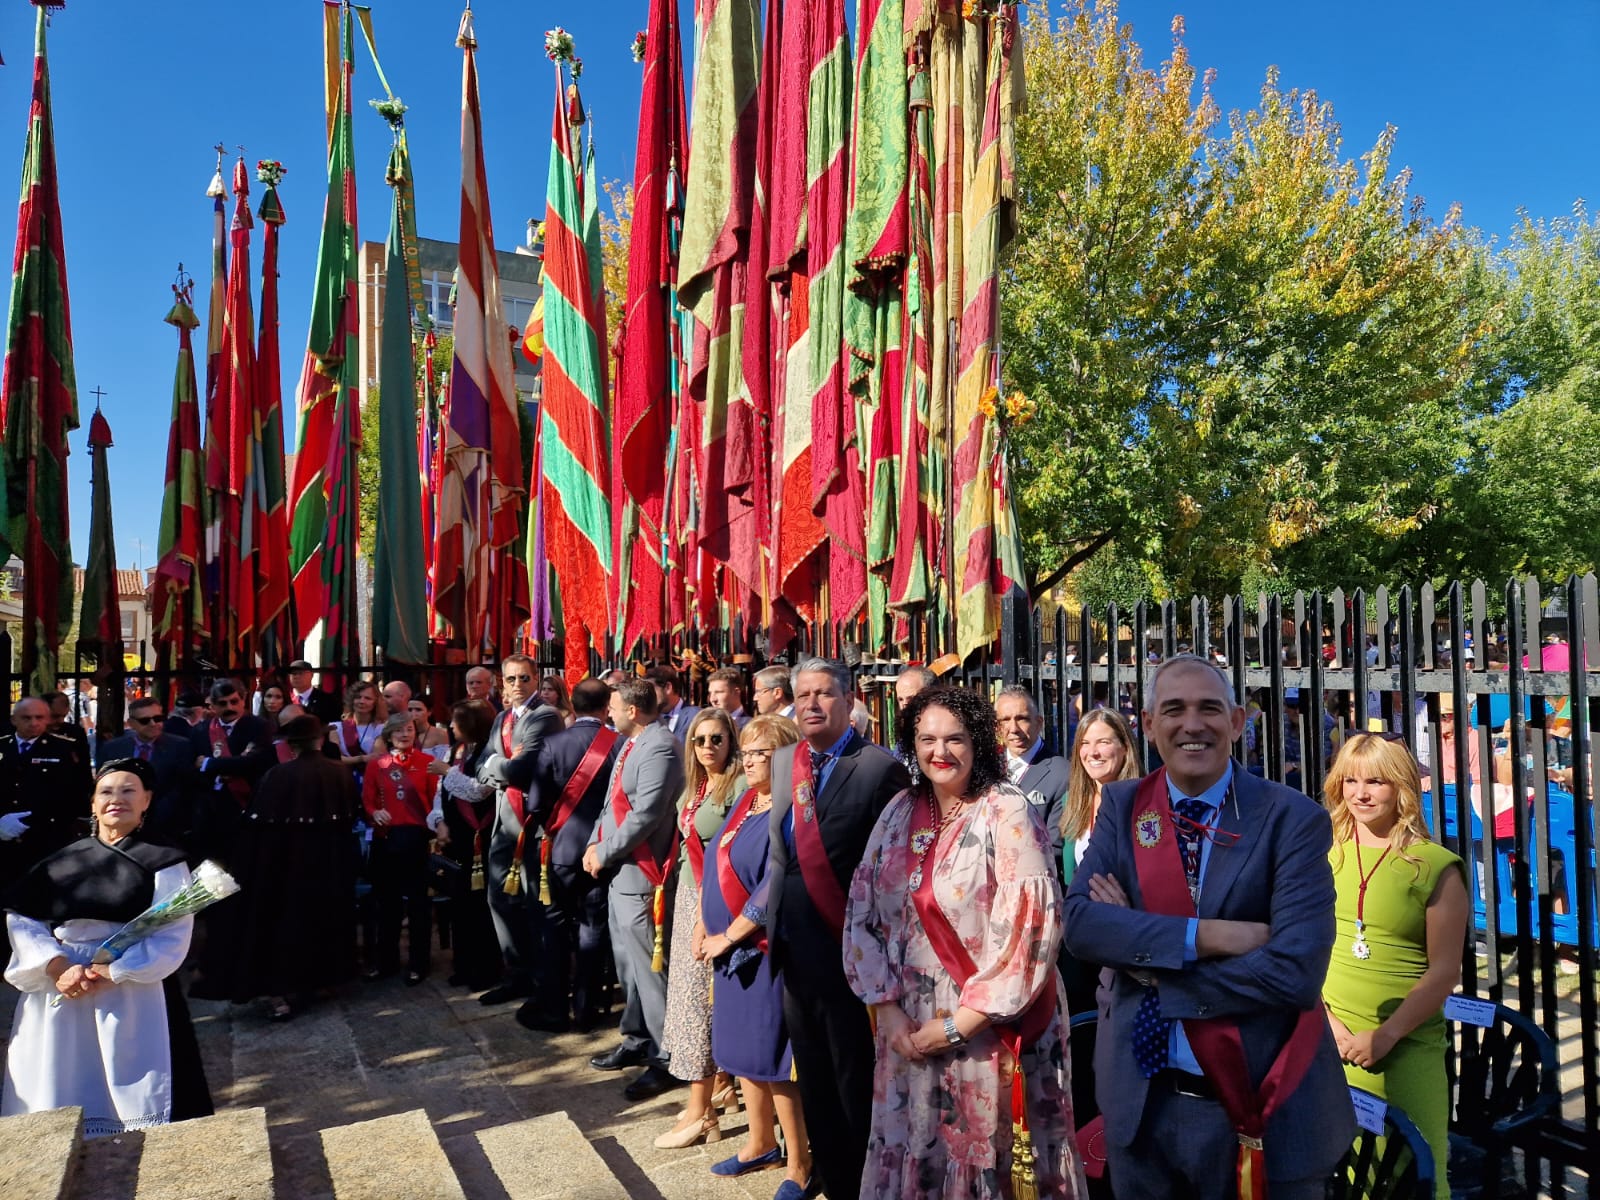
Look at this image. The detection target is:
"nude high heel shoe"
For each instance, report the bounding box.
[653,1112,722,1149]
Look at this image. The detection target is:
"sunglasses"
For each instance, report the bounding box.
[503,674,534,684]
[692,734,727,747]
[130,714,163,725]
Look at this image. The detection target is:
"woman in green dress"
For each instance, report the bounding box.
[1322,733,1469,1198]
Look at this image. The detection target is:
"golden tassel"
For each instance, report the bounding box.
[538,839,553,905]
[470,855,485,892]
[1011,1121,1039,1200]
[650,884,667,972]
[503,828,527,895]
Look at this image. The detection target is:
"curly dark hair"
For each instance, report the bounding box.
[896,686,1007,799]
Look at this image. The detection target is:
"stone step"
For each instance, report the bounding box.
[0,1107,83,1200]
[69,1107,273,1200]
[473,1113,629,1200]
[319,1109,465,1200]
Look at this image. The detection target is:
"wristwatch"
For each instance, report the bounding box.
[943,1016,964,1046]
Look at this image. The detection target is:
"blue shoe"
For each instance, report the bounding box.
[772,1179,814,1200]
[710,1146,784,1177]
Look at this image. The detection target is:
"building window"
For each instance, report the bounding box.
[120,609,136,643]
[425,272,455,331]
[503,295,536,336]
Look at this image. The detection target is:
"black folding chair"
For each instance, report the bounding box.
[1326,1088,1435,1200]
[1446,998,1561,1199]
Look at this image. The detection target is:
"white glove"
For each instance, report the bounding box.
[0,811,32,841]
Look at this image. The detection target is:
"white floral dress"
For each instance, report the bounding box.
[844,783,1086,1200]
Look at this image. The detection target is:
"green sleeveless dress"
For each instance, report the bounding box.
[1324,838,1464,1199]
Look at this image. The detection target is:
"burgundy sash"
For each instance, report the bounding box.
[790,742,848,939]
[339,719,360,756]
[209,719,253,809]
[714,788,769,953]
[1129,768,1326,1199]
[274,740,293,764]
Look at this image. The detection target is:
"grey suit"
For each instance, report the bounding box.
[476,702,564,994]
[589,720,683,1060]
[1063,769,1353,1195]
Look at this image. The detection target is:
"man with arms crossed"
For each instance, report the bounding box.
[1064,655,1351,1197]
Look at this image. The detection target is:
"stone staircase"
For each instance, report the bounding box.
[0,1104,633,1200]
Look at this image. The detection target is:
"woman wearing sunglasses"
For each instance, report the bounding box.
[656,707,745,1148]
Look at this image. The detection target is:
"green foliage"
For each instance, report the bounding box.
[1004,1,1525,599]
[357,386,380,559]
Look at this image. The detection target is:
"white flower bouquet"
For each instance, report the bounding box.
[49,861,241,1006]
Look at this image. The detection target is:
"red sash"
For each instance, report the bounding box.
[790,742,849,939]
[500,711,529,820]
[682,780,710,889]
[713,788,769,953]
[339,719,360,756]
[274,740,293,764]
[548,726,619,837]
[1129,769,1327,1200]
[209,719,253,809]
[609,739,675,887]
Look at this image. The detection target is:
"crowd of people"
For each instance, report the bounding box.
[0,650,1484,1198]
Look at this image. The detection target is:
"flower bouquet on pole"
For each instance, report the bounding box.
[49,861,241,1007]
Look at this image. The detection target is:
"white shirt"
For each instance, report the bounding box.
[1006,738,1044,785]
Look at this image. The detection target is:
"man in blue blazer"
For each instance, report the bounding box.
[97,695,196,849]
[1064,655,1352,1198]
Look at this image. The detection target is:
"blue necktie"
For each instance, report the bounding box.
[1132,797,1212,1077]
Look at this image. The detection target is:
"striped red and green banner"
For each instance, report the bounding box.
[252,165,292,660]
[540,53,612,682]
[287,0,362,664]
[0,6,80,692]
[154,287,209,663]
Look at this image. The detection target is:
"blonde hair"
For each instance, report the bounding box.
[1060,709,1139,842]
[1322,733,1432,875]
[741,713,802,752]
[682,708,743,811]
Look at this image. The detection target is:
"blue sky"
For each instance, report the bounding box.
[0,0,1593,568]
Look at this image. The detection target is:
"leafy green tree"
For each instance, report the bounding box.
[1005,2,1476,598]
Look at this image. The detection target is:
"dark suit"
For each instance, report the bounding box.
[476,702,564,995]
[96,732,197,850]
[530,716,622,1023]
[51,721,92,763]
[0,731,92,891]
[289,687,342,724]
[766,730,909,1200]
[1013,744,1071,860]
[1063,769,1353,1196]
[659,701,702,744]
[187,715,274,864]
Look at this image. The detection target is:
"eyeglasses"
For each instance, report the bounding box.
[692,734,726,747]
[740,748,774,761]
[129,714,162,725]
[503,674,534,684]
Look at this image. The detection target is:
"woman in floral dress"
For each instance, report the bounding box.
[845,687,1086,1200]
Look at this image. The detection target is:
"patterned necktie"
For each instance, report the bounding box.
[809,747,828,785]
[137,742,153,762]
[1132,795,1214,1078]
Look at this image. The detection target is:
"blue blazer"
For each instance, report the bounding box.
[1062,768,1354,1178]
